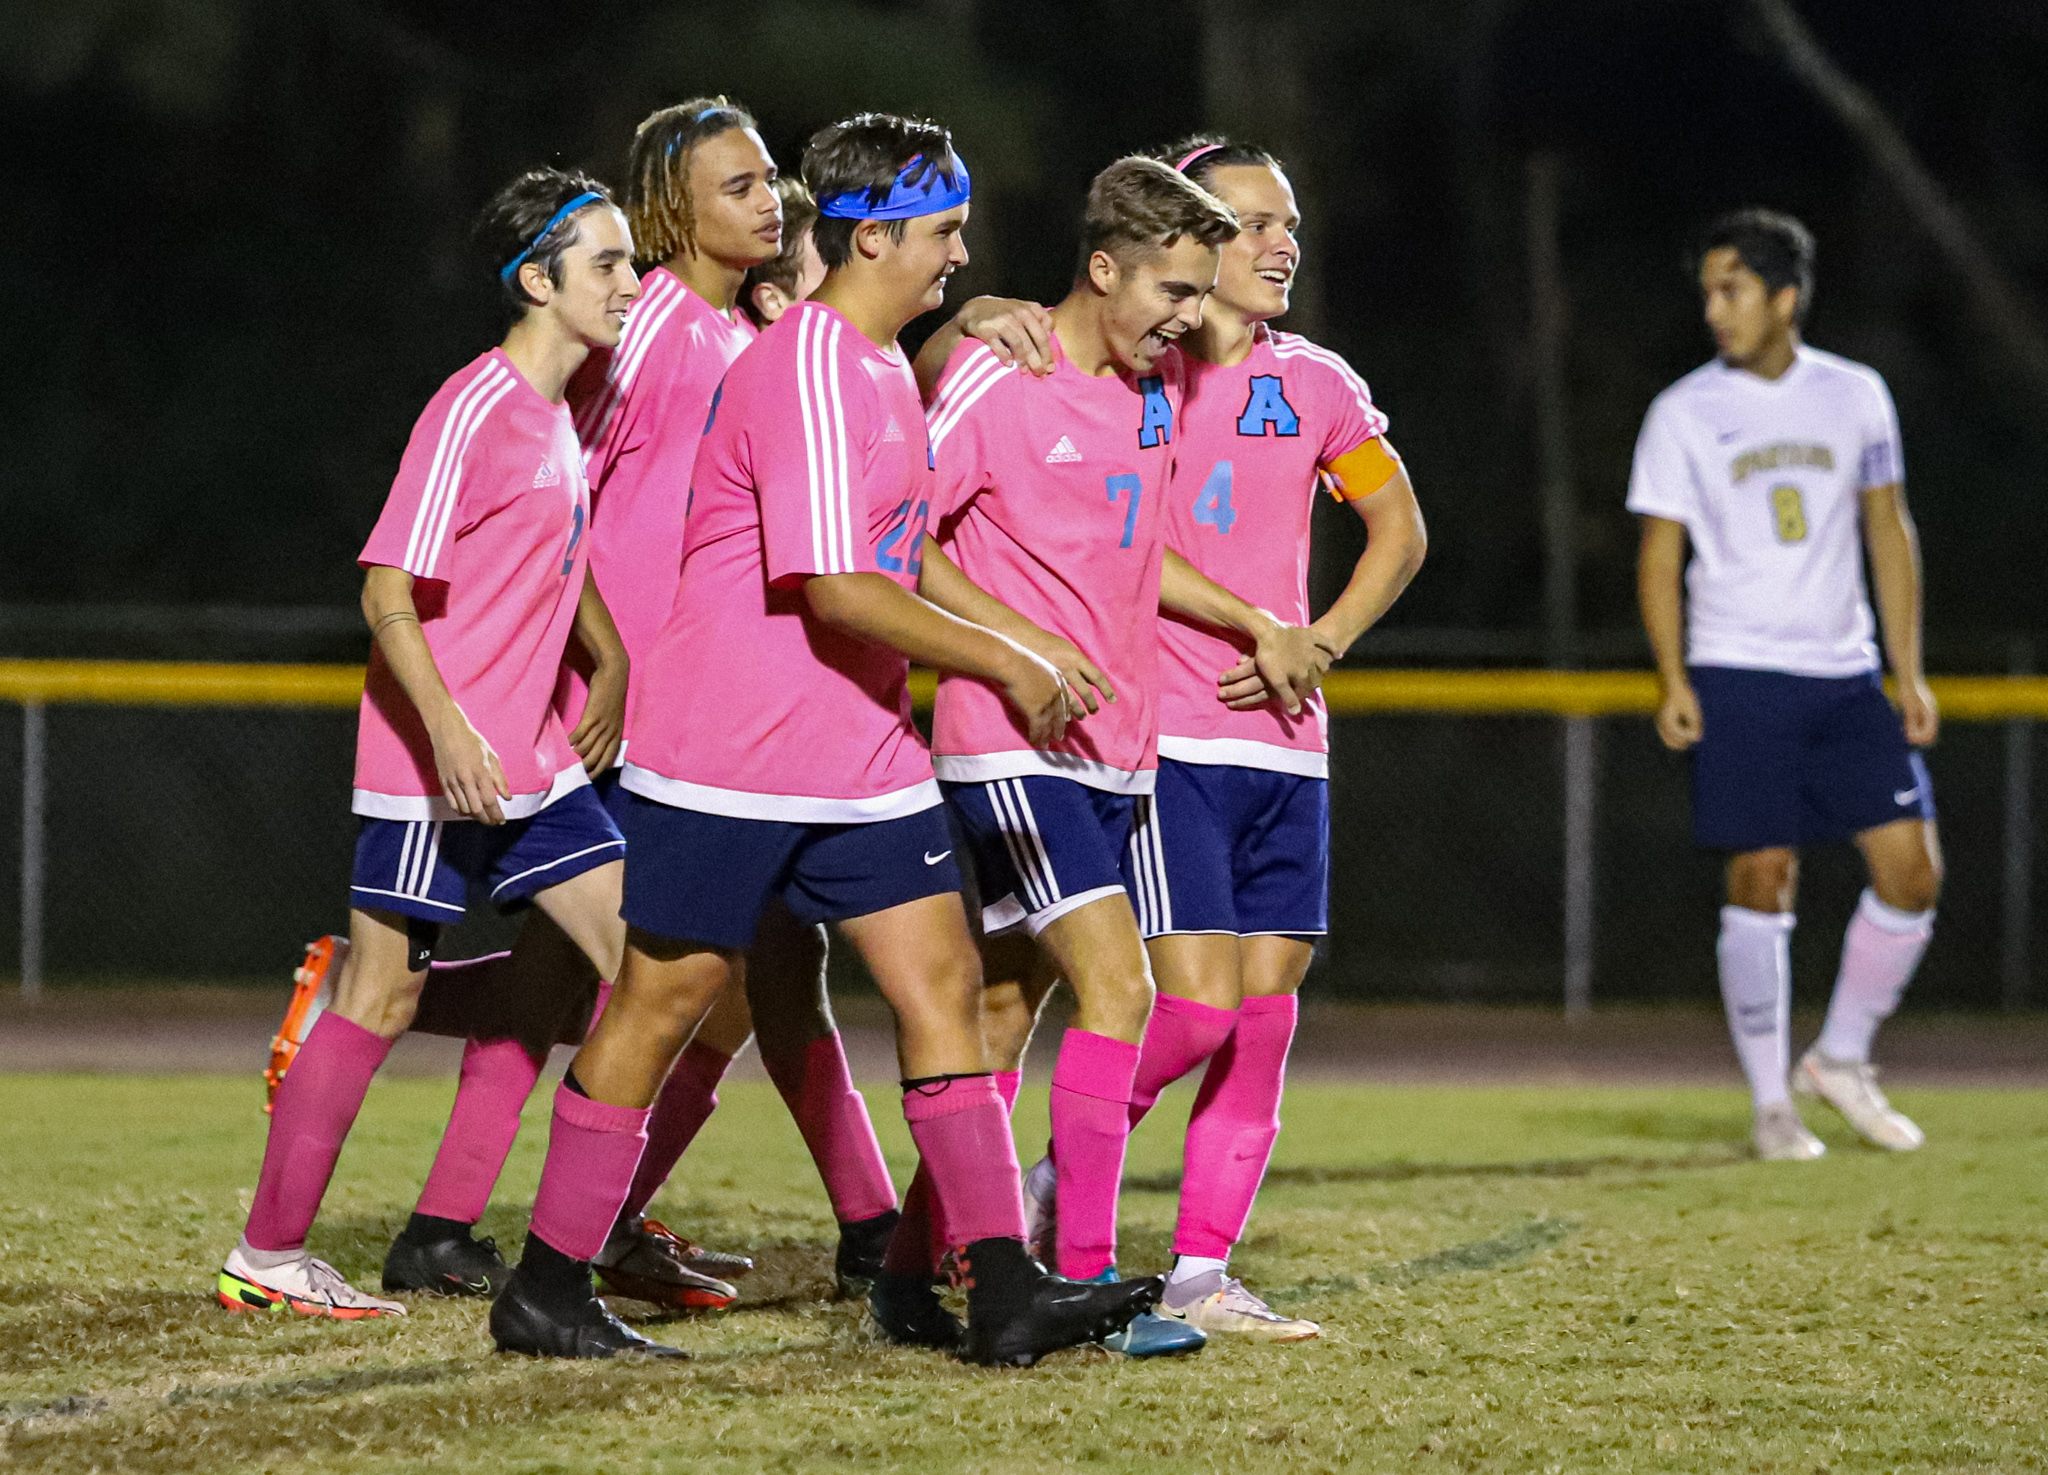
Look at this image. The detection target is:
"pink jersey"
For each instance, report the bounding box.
[926,335,1182,793]
[354,348,592,819]
[1158,326,1388,776]
[621,300,942,822]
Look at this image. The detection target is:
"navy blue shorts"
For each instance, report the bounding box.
[942,776,1138,936]
[349,781,625,924]
[1691,666,1936,851]
[1125,758,1329,938]
[616,793,962,950]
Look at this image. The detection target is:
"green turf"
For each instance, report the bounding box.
[1,1074,2044,1473]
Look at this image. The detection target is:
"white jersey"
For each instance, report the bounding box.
[1626,345,1903,678]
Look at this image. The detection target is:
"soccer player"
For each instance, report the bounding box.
[740,176,827,329]
[1631,209,1940,1161]
[901,155,1332,1358]
[485,112,1158,1364]
[216,169,641,1319]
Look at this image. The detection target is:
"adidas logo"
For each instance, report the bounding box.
[883,416,906,444]
[532,460,560,488]
[1045,435,1082,464]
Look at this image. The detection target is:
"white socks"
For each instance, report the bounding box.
[1718,906,1795,1108]
[1168,1254,1229,1289]
[1816,888,1934,1064]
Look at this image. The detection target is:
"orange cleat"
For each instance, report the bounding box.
[265,935,347,1113]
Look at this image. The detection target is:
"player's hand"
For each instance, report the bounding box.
[1218,629,1341,710]
[570,660,627,775]
[1897,675,1940,746]
[1016,628,1114,715]
[430,709,512,825]
[956,296,1056,377]
[1655,681,1703,751]
[1239,618,1334,715]
[997,640,1073,747]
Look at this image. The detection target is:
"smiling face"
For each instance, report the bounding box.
[1090,233,1221,374]
[1700,245,1798,369]
[519,205,640,348]
[686,127,783,269]
[864,203,970,320]
[1202,162,1300,322]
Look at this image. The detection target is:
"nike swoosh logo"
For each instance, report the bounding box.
[445,1275,490,1294]
[924,850,952,866]
[1895,788,1919,805]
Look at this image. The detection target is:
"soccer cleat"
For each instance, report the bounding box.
[265,935,346,1113]
[1081,1270,1206,1357]
[835,1208,901,1299]
[593,1217,740,1310]
[869,1270,965,1350]
[216,1244,405,1320]
[1752,1101,1827,1161]
[1795,1049,1925,1151]
[956,1237,1159,1368]
[381,1227,509,1298]
[489,1272,687,1360]
[1021,1154,1057,1263]
[1159,1271,1320,1342]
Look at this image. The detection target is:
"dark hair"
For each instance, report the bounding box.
[625,96,759,262]
[1700,208,1816,322]
[1155,132,1285,194]
[802,112,964,269]
[1075,156,1239,279]
[473,168,615,313]
[741,177,821,329]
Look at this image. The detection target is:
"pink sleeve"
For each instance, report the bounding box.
[758,326,885,586]
[1313,353,1390,464]
[925,345,1011,526]
[358,361,520,582]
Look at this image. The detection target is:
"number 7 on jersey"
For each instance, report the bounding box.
[1105,474,1143,549]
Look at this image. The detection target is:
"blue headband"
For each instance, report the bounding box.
[816,154,971,221]
[499,191,604,283]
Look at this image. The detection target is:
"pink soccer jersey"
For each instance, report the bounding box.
[620,300,942,822]
[354,348,593,819]
[926,335,1182,793]
[1157,326,1389,776]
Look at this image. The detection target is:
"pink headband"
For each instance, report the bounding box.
[1174,143,1226,174]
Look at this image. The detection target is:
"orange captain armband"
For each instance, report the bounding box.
[1320,436,1401,502]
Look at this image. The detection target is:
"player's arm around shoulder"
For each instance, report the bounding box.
[912,297,1055,401]
[1860,479,1938,746]
[1635,515,1701,751]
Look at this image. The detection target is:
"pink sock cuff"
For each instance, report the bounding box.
[678,1039,735,1076]
[312,1009,395,1059]
[1238,993,1300,1020]
[551,1082,650,1135]
[1051,1029,1140,1103]
[901,1075,1002,1122]
[994,1070,1022,1113]
[1154,993,1239,1030]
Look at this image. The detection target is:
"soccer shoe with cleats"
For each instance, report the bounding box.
[1021,1154,1057,1263]
[1753,1101,1827,1161]
[1081,1270,1206,1358]
[265,935,345,1112]
[217,1244,405,1320]
[381,1227,509,1298]
[1159,1271,1320,1342]
[869,1270,965,1350]
[1795,1049,1925,1151]
[957,1237,1159,1368]
[489,1272,687,1360]
[593,1217,741,1310]
[835,1207,901,1299]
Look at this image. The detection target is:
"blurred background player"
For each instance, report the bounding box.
[485,112,1157,1363]
[907,156,1328,1358]
[1101,134,1426,1343]
[740,176,826,329]
[217,170,639,1321]
[1631,209,1940,1162]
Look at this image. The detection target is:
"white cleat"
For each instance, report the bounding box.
[1794,1049,1925,1151]
[217,1243,406,1319]
[1159,1272,1320,1342]
[1752,1101,1827,1161]
[1022,1155,1057,1264]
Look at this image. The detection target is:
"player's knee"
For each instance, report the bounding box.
[1727,850,1797,912]
[1874,851,1942,913]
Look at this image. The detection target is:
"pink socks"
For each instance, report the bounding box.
[902,1076,1026,1247]
[1175,993,1297,1261]
[245,1012,393,1252]
[761,1033,899,1224]
[1048,1028,1140,1279]
[884,1070,1021,1276]
[1128,994,1238,1129]
[413,1036,546,1223]
[527,1083,651,1262]
[619,1040,733,1222]
[1817,889,1935,1063]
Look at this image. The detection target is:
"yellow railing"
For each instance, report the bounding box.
[6,658,2048,719]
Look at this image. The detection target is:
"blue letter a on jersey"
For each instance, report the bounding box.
[1137,375,1173,448]
[1236,375,1300,437]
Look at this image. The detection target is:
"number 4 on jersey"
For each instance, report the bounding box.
[1191,461,1236,536]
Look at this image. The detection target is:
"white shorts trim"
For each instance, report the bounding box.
[618,765,941,825]
[488,838,627,899]
[981,883,1130,939]
[1157,735,1329,779]
[933,750,1155,795]
[349,885,465,916]
[353,761,590,822]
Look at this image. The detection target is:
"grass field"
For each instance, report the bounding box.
[1,1073,2044,1473]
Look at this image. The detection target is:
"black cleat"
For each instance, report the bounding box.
[835,1208,902,1299]
[957,1237,1160,1368]
[381,1228,509,1298]
[869,1269,964,1350]
[489,1270,688,1360]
